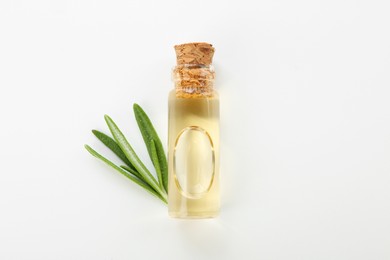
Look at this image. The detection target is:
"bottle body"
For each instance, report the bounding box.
[168,71,220,218]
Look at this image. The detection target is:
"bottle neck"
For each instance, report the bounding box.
[172,64,215,98]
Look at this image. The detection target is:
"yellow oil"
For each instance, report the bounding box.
[168,90,220,218]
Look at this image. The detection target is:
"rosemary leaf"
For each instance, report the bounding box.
[84,145,167,204]
[149,140,164,192]
[133,103,169,192]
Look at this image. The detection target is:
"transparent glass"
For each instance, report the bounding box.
[168,65,220,218]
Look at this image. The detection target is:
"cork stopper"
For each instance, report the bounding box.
[174,42,215,65]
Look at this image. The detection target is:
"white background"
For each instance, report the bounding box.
[0,0,389,259]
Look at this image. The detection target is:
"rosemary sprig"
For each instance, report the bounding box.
[85,104,168,204]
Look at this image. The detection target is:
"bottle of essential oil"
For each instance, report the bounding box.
[168,42,220,218]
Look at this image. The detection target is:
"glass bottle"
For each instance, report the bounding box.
[168,43,220,218]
